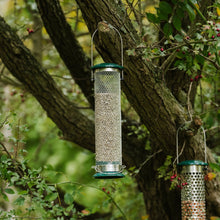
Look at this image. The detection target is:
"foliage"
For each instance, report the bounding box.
[0,113,146,219]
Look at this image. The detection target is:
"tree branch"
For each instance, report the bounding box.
[36,0,94,108]
[0,16,95,151]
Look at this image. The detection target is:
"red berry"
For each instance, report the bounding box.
[102,187,106,192]
[199,75,202,78]
[20,93,24,98]
[182,51,185,54]
[186,36,190,40]
[216,28,220,31]
[178,177,181,180]
[176,49,180,52]
[21,98,25,103]
[182,183,185,186]
[211,35,215,39]
[107,191,110,194]
[27,28,34,34]
[208,52,211,56]
[10,90,17,96]
[160,48,164,52]
[185,182,188,185]
[213,22,216,25]
[195,75,199,81]
[190,78,193,82]
[171,175,175,179]
[217,33,220,37]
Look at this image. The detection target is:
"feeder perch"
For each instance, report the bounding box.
[176,127,208,220]
[91,24,125,179]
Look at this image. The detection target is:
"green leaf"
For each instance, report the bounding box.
[45,192,58,202]
[66,204,74,212]
[14,196,25,206]
[1,154,8,162]
[173,15,182,31]
[159,1,172,14]
[0,132,4,140]
[2,193,9,201]
[126,49,136,56]
[174,34,183,42]
[209,163,220,172]
[128,166,136,171]
[18,190,28,195]
[146,13,159,23]
[5,188,15,194]
[176,6,185,19]
[11,174,20,184]
[163,23,173,36]
[185,3,196,21]
[64,193,74,205]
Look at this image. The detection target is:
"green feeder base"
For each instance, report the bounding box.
[93,172,125,179]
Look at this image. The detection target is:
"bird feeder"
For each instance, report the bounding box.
[91,25,125,179]
[176,126,208,220]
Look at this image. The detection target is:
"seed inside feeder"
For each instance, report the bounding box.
[95,92,121,163]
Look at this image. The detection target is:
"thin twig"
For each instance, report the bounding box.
[55,181,127,220]
[138,0,143,34]
[74,6,79,32]
[0,115,9,129]
[199,80,204,113]
[0,142,12,159]
[160,51,177,80]
[187,82,193,121]
[188,0,207,22]
[199,53,220,70]
[55,184,62,206]
[133,149,163,176]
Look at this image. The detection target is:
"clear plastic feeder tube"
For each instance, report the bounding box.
[92,65,125,178]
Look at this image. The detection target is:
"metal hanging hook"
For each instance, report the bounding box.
[91,22,124,81]
[176,123,207,164]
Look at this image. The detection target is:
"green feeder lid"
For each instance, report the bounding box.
[178,160,208,166]
[93,172,125,179]
[91,63,124,70]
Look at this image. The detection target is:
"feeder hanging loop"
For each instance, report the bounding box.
[176,124,207,164]
[91,23,124,81]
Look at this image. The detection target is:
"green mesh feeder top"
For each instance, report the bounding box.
[178,160,208,166]
[91,63,124,70]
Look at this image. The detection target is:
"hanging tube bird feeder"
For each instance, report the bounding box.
[91,24,125,179]
[176,126,208,220]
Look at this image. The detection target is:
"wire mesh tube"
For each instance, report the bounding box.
[93,68,124,178]
[180,164,206,220]
[176,125,208,219]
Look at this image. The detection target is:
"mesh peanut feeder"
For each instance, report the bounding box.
[176,126,208,220]
[91,25,125,179]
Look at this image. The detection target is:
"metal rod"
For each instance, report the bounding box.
[176,123,207,164]
[91,23,124,80]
